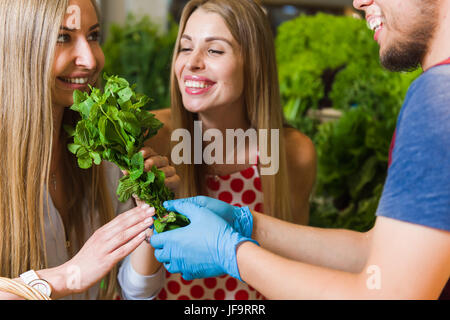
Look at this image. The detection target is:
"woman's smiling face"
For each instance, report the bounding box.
[52,0,104,108]
[174,8,244,114]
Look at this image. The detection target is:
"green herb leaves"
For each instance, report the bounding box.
[66,74,189,233]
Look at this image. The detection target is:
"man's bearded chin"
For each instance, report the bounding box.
[380,39,429,72]
[380,5,438,72]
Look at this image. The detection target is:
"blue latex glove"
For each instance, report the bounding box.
[150,199,259,281]
[163,196,254,238]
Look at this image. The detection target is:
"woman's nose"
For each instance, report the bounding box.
[186,49,205,71]
[74,39,97,70]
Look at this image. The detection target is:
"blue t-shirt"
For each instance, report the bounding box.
[376,64,450,232]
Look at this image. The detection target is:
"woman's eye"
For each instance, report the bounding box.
[208,49,224,55]
[88,31,101,42]
[179,47,192,53]
[57,34,70,43]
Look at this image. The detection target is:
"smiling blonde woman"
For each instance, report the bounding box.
[132,0,317,300]
[0,0,177,300]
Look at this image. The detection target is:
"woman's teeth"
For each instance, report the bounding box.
[61,77,89,84]
[185,80,212,89]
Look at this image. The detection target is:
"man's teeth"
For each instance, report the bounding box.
[368,18,383,32]
[62,77,89,84]
[185,80,212,89]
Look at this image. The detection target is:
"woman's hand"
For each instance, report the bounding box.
[140,146,180,193]
[122,147,180,194]
[62,204,156,295]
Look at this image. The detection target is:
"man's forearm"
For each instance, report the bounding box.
[236,241,367,300]
[252,211,371,273]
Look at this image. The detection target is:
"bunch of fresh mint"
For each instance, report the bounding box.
[65,74,189,233]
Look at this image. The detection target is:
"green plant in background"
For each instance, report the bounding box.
[277,13,381,139]
[276,13,421,231]
[102,14,178,111]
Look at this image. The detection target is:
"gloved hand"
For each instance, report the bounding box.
[150,199,259,281]
[163,196,254,238]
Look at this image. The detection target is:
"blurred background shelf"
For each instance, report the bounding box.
[98,0,359,39]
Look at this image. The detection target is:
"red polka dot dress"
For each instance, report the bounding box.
[156,164,266,300]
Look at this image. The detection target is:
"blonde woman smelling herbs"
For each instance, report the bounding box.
[0,0,178,300]
[124,0,317,300]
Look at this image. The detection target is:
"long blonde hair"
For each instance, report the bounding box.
[171,0,292,221]
[0,0,116,299]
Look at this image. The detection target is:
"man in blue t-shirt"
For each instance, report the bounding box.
[149,0,450,299]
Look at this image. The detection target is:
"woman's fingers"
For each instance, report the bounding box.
[66,205,155,293]
[132,195,146,208]
[139,146,179,191]
[140,146,170,170]
[108,210,153,252]
[106,205,150,229]
[107,216,153,254]
[158,165,176,178]
[102,205,155,241]
[111,230,147,262]
[140,146,158,158]
[144,156,169,172]
[165,174,181,191]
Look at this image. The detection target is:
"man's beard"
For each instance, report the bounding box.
[381,39,430,72]
[380,4,438,72]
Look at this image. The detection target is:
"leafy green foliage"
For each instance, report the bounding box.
[66,74,189,233]
[102,14,178,111]
[276,13,420,231]
[277,13,379,138]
